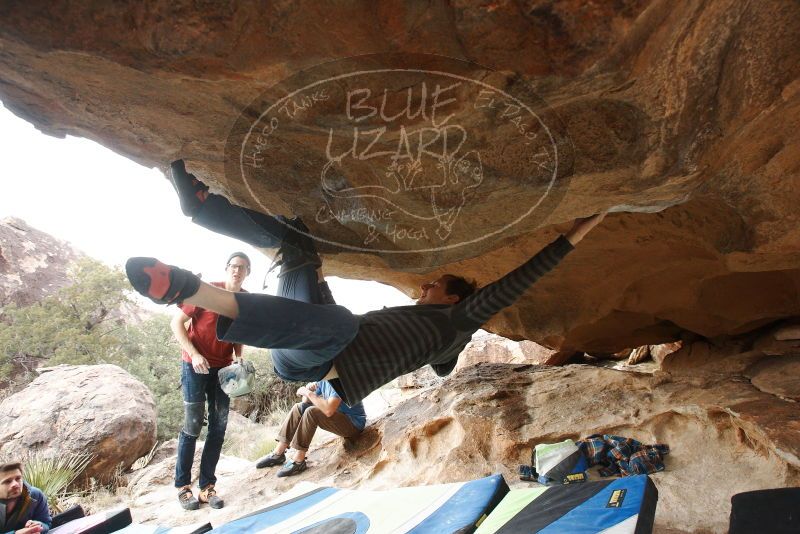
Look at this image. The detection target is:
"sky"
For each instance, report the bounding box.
[0,102,414,313]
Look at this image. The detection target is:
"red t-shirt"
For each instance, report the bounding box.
[178,282,244,368]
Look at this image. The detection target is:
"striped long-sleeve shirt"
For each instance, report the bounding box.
[334,235,574,406]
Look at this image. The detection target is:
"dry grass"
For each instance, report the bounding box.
[263,396,295,426]
[222,411,279,461]
[221,395,293,461]
[66,485,128,515]
[131,442,159,471]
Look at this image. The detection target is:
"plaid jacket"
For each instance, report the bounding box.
[577,434,669,477]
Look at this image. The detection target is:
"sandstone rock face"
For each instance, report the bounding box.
[774,322,800,341]
[0,217,81,308]
[620,341,683,366]
[626,345,650,364]
[398,330,556,388]
[112,345,798,533]
[649,341,683,365]
[0,365,157,482]
[1,2,799,353]
[457,331,558,367]
[746,356,800,402]
[321,360,800,531]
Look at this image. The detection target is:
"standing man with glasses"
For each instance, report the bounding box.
[170,252,250,511]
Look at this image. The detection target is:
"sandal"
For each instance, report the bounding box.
[125,257,201,305]
[178,486,199,511]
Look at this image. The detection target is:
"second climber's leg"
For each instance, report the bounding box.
[168,160,290,248]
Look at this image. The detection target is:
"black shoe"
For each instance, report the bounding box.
[276,459,307,478]
[274,218,322,278]
[168,159,209,217]
[255,452,286,469]
[125,257,201,305]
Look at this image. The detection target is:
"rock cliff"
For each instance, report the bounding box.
[1,1,799,353]
[0,217,81,308]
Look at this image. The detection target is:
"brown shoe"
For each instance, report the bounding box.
[199,484,224,509]
[178,486,199,511]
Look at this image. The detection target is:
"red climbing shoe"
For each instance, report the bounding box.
[168,159,209,217]
[125,257,201,305]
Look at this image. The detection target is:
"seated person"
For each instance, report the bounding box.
[255,380,367,477]
[0,462,51,534]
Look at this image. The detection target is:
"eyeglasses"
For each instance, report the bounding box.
[227,264,248,272]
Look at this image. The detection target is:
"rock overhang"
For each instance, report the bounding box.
[1,0,799,352]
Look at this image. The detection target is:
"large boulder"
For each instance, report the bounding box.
[0,364,157,482]
[0,1,799,355]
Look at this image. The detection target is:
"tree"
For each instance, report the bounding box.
[0,257,299,441]
[0,258,130,382]
[116,314,183,440]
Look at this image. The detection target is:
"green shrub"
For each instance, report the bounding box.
[1,259,302,445]
[115,315,183,441]
[0,258,129,384]
[21,452,93,513]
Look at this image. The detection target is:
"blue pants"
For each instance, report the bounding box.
[175,362,230,489]
[193,196,359,382]
[193,194,325,303]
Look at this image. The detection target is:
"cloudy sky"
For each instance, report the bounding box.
[0,103,413,313]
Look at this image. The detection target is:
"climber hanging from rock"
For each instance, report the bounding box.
[124,159,605,406]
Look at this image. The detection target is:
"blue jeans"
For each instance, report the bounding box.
[217,292,358,382]
[194,194,358,383]
[175,362,230,489]
[193,194,289,250]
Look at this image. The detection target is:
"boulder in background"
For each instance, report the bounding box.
[0,364,157,482]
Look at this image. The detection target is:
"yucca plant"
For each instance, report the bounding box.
[21,452,94,513]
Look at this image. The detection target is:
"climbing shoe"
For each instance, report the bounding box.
[125,257,201,305]
[255,451,286,469]
[276,459,308,478]
[168,159,209,217]
[198,484,224,509]
[178,486,199,511]
[272,218,322,278]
